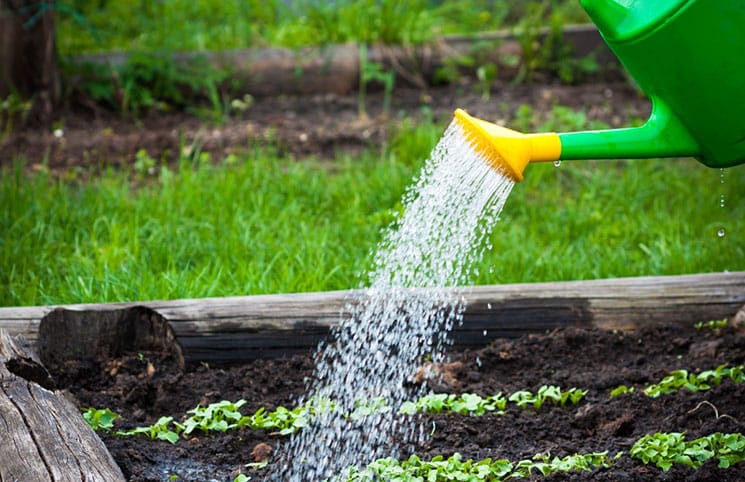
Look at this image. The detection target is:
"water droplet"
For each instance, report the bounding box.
[487,303,492,309]
[553,160,562,167]
[476,357,482,367]
[483,330,488,336]
[720,195,725,208]
[718,228,725,238]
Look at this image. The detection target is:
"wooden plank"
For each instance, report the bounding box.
[0,272,743,364]
[0,330,126,482]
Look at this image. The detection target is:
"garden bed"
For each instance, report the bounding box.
[49,303,745,480]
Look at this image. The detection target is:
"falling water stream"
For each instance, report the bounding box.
[275,120,515,480]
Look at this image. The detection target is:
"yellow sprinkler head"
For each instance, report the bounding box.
[453,109,562,182]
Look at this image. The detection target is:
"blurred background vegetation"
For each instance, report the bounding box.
[56,0,590,54]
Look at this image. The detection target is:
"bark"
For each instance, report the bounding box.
[0,329,126,482]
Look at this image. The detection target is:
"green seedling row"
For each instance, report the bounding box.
[83,386,587,443]
[340,450,619,482]
[234,432,745,481]
[631,432,745,472]
[610,364,745,399]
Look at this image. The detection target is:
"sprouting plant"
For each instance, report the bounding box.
[82,407,120,432]
[694,318,728,332]
[118,416,179,444]
[610,385,635,397]
[643,364,745,398]
[631,432,745,471]
[508,386,587,410]
[134,149,157,177]
[1,93,33,141]
[476,62,497,100]
[177,399,246,435]
[346,450,617,481]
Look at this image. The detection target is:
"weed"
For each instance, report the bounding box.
[357,44,396,119]
[0,93,32,140]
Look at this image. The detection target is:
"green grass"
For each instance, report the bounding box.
[2,110,744,307]
[56,0,590,55]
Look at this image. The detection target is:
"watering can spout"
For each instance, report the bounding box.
[454,101,700,183]
[558,99,699,161]
[455,0,745,182]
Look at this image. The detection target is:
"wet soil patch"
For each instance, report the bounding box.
[54,322,745,481]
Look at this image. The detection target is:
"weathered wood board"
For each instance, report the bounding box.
[0,330,126,482]
[1,272,743,364]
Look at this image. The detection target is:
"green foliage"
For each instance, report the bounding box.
[118,416,180,444]
[345,450,617,481]
[65,51,229,117]
[296,0,434,46]
[82,407,120,432]
[399,392,508,417]
[609,385,635,397]
[56,0,588,55]
[357,44,396,118]
[694,319,729,332]
[643,365,745,398]
[631,432,745,471]
[177,399,246,435]
[510,1,598,85]
[507,385,586,410]
[398,386,585,416]
[1,93,32,141]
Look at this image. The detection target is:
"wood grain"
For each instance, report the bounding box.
[1,272,743,363]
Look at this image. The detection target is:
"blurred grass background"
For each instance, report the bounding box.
[57,0,590,54]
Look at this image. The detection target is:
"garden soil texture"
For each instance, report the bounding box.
[54,322,745,481]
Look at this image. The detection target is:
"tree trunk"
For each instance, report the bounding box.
[0,0,60,125]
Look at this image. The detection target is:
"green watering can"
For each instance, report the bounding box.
[455,0,745,182]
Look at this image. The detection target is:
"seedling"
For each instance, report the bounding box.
[177,399,246,434]
[643,364,745,398]
[631,432,745,471]
[610,385,635,397]
[82,407,120,432]
[346,450,617,481]
[694,318,728,332]
[118,416,179,444]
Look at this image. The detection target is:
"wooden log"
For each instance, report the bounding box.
[0,330,125,482]
[37,305,184,372]
[0,272,743,365]
[67,25,617,98]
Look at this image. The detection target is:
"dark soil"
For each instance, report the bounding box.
[53,322,745,481]
[0,80,650,173]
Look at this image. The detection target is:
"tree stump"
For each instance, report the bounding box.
[0,329,125,482]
